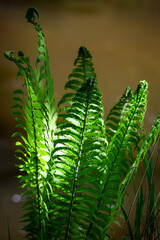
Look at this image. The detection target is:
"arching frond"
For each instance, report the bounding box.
[5,7,57,239]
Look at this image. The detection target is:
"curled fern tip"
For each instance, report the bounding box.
[4,51,14,60]
[25,7,39,23]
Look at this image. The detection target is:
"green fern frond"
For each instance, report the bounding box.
[51,78,107,239]
[25,7,57,137]
[5,8,57,239]
[58,46,96,114]
[105,86,133,143]
[86,81,148,239]
[147,112,160,146]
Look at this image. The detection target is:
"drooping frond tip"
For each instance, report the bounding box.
[4,51,14,61]
[25,7,40,23]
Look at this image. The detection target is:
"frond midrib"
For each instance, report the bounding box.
[25,76,42,233]
[64,79,94,240]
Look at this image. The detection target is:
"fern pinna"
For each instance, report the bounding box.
[5,7,160,240]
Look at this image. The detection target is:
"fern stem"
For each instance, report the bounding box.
[81,46,87,82]
[121,135,160,240]
[145,139,159,237]
[142,135,160,239]
[64,79,94,240]
[26,77,42,238]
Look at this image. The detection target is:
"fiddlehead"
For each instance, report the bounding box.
[25,7,40,23]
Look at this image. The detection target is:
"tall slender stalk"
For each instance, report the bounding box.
[121,134,160,239]
[26,77,42,238]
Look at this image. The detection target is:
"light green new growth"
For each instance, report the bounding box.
[5,7,160,240]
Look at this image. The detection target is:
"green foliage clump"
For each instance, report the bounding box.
[5,7,160,240]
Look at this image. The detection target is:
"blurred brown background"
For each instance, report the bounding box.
[0,0,160,239]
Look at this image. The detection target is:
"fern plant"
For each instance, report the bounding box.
[5,7,160,240]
